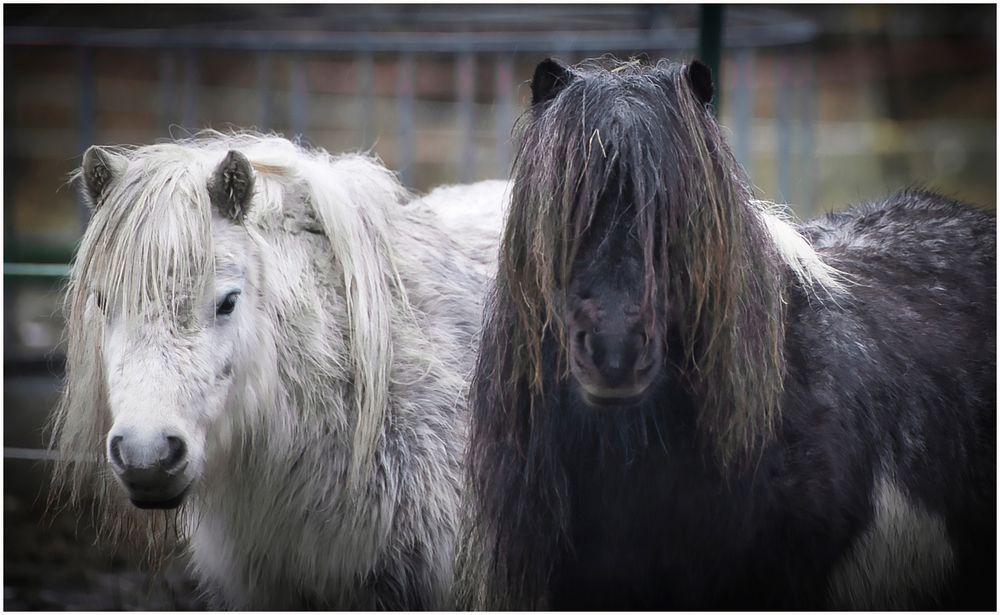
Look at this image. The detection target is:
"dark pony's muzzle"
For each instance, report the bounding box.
[569,325,661,407]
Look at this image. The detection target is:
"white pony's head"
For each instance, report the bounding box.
[52,133,411,555]
[57,144,268,510]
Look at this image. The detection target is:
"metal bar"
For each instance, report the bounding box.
[4,263,72,277]
[698,5,724,115]
[800,53,817,217]
[789,55,803,209]
[3,23,819,54]
[159,50,177,133]
[457,52,476,183]
[495,54,514,178]
[289,54,308,137]
[776,57,792,203]
[397,53,415,187]
[257,51,272,131]
[4,49,18,350]
[731,48,753,178]
[182,48,199,130]
[4,447,63,462]
[4,47,18,262]
[77,46,95,229]
[357,51,374,150]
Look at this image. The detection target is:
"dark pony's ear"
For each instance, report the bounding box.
[81,146,126,209]
[531,58,575,105]
[686,60,714,106]
[208,150,256,222]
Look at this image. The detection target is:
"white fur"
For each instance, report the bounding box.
[753,200,849,294]
[414,180,510,277]
[52,132,505,608]
[827,475,955,609]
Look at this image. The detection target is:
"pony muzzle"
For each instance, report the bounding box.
[108,429,193,509]
[569,328,660,407]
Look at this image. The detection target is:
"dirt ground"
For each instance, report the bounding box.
[3,459,207,611]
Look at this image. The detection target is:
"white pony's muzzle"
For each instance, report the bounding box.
[108,425,192,509]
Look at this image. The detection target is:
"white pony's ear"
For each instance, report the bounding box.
[81,146,126,209]
[208,150,256,222]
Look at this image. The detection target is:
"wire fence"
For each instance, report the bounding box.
[4,8,822,459]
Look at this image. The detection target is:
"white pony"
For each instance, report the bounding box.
[49,132,506,609]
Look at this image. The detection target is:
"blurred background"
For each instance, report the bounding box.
[4,4,996,609]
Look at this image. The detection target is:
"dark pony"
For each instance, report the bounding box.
[456,57,996,610]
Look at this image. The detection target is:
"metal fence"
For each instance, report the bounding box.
[5,6,818,234]
[4,7,820,457]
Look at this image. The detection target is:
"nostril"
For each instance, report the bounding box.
[574,330,597,362]
[109,436,125,469]
[584,331,596,359]
[160,436,187,472]
[635,358,655,377]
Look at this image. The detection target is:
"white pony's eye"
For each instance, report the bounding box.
[216,291,240,317]
[93,290,108,313]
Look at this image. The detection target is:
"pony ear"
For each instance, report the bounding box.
[531,58,575,105]
[209,150,256,222]
[81,146,126,208]
[686,60,714,106]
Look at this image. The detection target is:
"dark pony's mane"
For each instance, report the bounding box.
[461,58,788,606]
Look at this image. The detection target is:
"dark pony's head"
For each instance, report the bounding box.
[460,57,787,607]
[502,57,784,452]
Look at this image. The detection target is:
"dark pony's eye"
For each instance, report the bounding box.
[216,291,240,317]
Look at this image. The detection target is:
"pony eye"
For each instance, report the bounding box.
[216,291,240,316]
[93,291,108,313]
